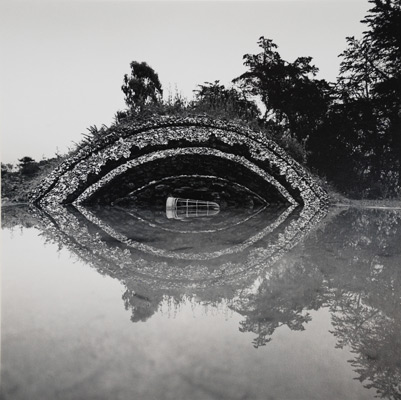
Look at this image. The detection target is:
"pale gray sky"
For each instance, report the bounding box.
[1,0,370,164]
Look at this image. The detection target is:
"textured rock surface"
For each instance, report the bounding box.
[29,116,328,208]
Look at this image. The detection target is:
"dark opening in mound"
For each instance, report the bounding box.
[85,154,291,207]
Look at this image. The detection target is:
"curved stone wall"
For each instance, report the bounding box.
[29,116,328,207]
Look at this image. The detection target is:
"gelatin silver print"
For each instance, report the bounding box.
[1,1,400,399]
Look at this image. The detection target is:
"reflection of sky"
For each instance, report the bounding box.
[2,226,377,400]
[0,0,369,164]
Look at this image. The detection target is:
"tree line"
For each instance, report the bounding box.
[117,0,401,199]
[2,0,399,200]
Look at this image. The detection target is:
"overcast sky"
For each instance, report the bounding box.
[1,0,370,164]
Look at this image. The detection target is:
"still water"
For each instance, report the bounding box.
[1,203,401,400]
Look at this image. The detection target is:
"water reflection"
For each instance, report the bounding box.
[232,207,401,398]
[21,200,324,285]
[2,200,326,314]
[324,209,401,399]
[2,204,401,399]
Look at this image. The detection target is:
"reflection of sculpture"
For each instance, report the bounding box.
[76,203,298,261]
[2,204,400,399]
[7,198,326,322]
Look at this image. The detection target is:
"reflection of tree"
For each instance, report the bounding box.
[324,209,401,399]
[233,207,401,398]
[235,261,326,348]
[1,205,38,230]
[330,297,401,400]
[122,289,163,323]
[4,204,401,399]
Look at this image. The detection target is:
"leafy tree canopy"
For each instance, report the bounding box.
[121,61,163,112]
[233,37,332,142]
[330,0,401,195]
[18,156,39,176]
